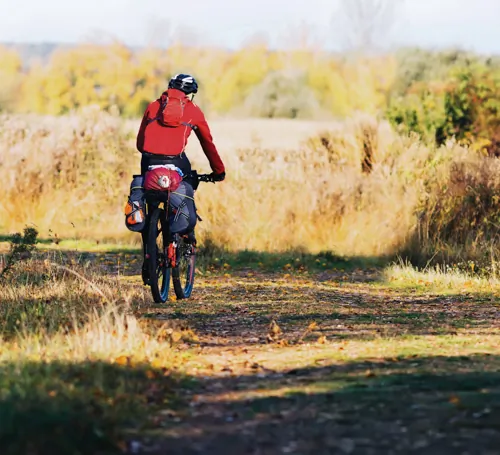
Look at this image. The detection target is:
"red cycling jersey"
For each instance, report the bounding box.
[136,88,225,174]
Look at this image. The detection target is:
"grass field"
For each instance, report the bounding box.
[3,110,500,453]
[1,241,500,454]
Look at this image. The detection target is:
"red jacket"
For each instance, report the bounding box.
[136,88,225,174]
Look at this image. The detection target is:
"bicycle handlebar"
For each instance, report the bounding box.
[197,174,215,183]
[189,170,219,184]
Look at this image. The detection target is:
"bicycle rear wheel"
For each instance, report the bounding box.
[147,208,171,303]
[172,234,196,299]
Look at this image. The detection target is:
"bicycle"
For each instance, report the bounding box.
[143,170,214,303]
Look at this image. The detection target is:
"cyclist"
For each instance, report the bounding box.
[136,73,226,284]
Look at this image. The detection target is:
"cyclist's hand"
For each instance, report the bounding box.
[210,171,226,182]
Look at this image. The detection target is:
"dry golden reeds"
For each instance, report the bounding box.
[2,108,500,269]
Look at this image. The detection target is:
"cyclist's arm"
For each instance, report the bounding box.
[136,104,153,152]
[194,110,225,175]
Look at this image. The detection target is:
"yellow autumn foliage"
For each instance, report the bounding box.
[0,42,396,118]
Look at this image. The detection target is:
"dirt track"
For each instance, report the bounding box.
[128,271,500,454]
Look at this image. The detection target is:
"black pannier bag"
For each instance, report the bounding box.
[168,181,197,235]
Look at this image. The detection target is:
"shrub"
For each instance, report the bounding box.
[388,64,500,156]
[386,82,447,143]
[0,227,38,279]
[435,67,500,156]
[242,70,321,119]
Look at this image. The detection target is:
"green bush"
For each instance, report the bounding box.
[386,84,446,143]
[388,64,500,156]
[392,48,500,97]
[435,67,500,155]
[0,227,38,280]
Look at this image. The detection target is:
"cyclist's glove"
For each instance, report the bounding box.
[210,171,226,182]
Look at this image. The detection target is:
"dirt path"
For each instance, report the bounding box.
[130,271,500,454]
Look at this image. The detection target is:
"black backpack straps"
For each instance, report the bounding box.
[181,122,197,130]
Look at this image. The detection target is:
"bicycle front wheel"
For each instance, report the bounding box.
[147,208,171,303]
[172,234,196,299]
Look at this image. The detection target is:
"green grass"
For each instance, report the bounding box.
[383,260,500,293]
[0,238,141,254]
[0,360,184,454]
[196,247,388,274]
[1,237,388,276]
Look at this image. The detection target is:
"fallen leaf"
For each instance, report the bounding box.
[317,335,327,344]
[170,331,182,343]
[269,320,282,335]
[266,334,276,343]
[365,369,376,378]
[297,321,319,342]
[267,320,283,343]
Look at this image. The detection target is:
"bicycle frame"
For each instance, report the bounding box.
[142,171,214,303]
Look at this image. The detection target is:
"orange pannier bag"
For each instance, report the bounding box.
[124,175,146,232]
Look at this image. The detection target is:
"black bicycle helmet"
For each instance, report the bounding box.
[168,73,198,95]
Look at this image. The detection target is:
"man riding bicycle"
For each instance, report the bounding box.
[136,73,226,284]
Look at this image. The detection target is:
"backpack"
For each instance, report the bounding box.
[148,96,186,128]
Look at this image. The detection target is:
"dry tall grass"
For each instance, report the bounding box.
[2,108,500,267]
[0,258,189,452]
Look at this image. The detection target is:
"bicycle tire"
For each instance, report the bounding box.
[172,234,196,299]
[147,208,171,303]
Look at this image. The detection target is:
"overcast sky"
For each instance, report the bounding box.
[1,0,499,53]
